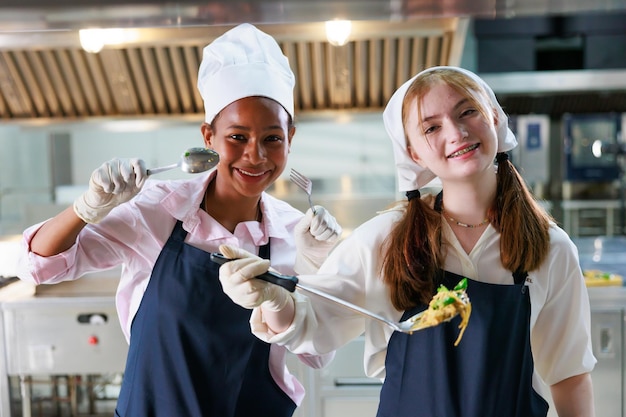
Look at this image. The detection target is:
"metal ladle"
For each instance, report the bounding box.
[147,147,220,176]
[209,253,465,334]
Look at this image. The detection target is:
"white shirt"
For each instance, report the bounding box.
[16,171,331,405]
[251,198,596,399]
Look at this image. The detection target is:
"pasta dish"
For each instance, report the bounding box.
[408,278,471,346]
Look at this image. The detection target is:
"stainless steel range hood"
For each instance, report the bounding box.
[1,0,626,122]
[481,69,626,115]
[0,19,469,122]
[482,69,626,94]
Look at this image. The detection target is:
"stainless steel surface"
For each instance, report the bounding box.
[491,90,626,117]
[586,288,626,417]
[0,276,127,417]
[290,169,316,213]
[578,237,626,417]
[146,146,219,175]
[294,280,421,333]
[482,70,626,94]
[2,296,127,375]
[590,307,623,417]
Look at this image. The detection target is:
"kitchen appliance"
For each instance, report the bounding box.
[0,275,128,417]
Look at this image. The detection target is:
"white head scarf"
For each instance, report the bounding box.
[382,66,518,192]
[197,23,295,123]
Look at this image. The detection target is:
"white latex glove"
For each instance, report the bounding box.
[218,244,291,312]
[294,205,343,275]
[73,158,147,224]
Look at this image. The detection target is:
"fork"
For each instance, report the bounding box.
[289,168,317,214]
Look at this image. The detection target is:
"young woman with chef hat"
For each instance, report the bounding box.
[217,66,596,417]
[16,23,341,417]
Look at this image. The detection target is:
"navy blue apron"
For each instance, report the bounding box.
[377,270,549,417]
[115,220,296,417]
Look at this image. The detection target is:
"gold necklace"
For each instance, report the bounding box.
[442,209,489,228]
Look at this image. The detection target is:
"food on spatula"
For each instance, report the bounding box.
[408,278,471,346]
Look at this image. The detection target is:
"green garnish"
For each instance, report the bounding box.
[453,278,468,291]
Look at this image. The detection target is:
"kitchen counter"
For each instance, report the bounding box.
[0,273,127,417]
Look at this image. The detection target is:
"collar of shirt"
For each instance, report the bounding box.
[157,171,292,249]
[441,222,512,284]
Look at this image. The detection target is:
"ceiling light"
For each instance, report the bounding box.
[79,28,135,53]
[325,20,352,47]
[79,28,105,53]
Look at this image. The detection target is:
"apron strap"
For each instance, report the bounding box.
[259,241,270,260]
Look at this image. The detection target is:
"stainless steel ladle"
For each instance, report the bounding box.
[147,147,219,176]
[210,253,437,333]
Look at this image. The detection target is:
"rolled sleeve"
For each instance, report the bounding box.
[17,221,79,285]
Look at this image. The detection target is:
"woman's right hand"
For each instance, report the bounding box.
[218,244,291,312]
[73,158,147,224]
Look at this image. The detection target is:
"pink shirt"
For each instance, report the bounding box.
[17,171,329,405]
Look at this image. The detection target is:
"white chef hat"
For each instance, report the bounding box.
[382,66,518,192]
[197,23,295,123]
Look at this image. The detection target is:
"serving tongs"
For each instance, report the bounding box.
[211,253,437,334]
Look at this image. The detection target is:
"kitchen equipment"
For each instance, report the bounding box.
[210,253,464,333]
[146,147,219,176]
[0,274,128,417]
[289,169,316,214]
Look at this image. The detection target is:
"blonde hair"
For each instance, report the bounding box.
[382,68,552,310]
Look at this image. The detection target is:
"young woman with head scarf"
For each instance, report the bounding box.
[218,66,596,417]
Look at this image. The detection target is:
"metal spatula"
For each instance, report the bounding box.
[211,253,433,333]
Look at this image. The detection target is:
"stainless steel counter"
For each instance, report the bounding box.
[0,275,127,417]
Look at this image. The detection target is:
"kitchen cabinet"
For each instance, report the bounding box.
[2,298,126,377]
[590,308,623,417]
[587,289,626,417]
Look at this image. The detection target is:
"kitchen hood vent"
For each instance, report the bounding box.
[482,70,626,116]
[0,19,468,122]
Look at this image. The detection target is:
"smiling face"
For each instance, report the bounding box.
[404,80,499,185]
[202,96,294,200]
